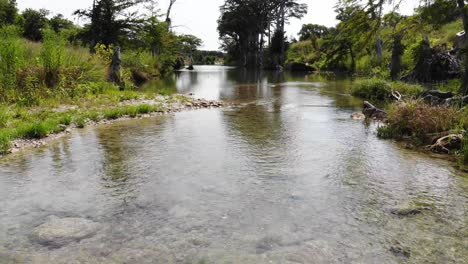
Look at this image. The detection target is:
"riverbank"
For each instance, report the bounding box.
[0,94,226,157]
[350,78,468,170]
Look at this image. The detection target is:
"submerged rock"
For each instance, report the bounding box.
[390,203,431,217]
[390,245,411,258]
[351,112,366,120]
[32,216,100,247]
[390,207,422,217]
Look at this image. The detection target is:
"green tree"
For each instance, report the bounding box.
[21,8,49,41]
[49,14,75,33]
[456,0,468,95]
[177,34,202,66]
[298,24,329,41]
[74,0,148,51]
[0,0,17,26]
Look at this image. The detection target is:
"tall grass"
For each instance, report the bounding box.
[0,25,116,106]
[0,130,11,154]
[377,101,463,143]
[0,106,10,128]
[41,29,65,88]
[0,26,23,100]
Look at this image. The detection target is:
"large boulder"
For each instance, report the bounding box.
[32,216,100,247]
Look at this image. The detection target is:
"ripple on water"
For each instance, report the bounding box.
[0,67,467,263]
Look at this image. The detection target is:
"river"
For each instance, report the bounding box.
[0,66,467,263]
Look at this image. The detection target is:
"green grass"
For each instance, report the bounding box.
[85,111,101,122]
[352,78,424,101]
[0,102,165,151]
[0,106,10,128]
[0,131,11,154]
[17,121,52,139]
[392,82,424,97]
[461,139,468,166]
[102,104,163,120]
[74,115,87,128]
[434,79,462,93]
[103,108,125,120]
[136,104,152,114]
[58,115,72,126]
[352,79,392,101]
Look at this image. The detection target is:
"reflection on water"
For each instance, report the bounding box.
[0,66,467,263]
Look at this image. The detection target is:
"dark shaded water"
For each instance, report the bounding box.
[0,66,467,263]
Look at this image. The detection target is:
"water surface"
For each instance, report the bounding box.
[0,66,467,263]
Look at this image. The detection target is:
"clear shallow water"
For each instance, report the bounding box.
[0,66,467,263]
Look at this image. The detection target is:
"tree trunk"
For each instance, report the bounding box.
[349,45,356,72]
[376,37,383,66]
[280,1,286,65]
[390,34,403,81]
[259,32,264,68]
[375,2,384,66]
[166,0,176,30]
[110,46,124,90]
[457,0,468,95]
[89,0,97,53]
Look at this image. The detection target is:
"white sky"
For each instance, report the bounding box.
[17,0,420,50]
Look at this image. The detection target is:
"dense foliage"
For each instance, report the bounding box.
[0,0,204,105]
[286,0,468,95]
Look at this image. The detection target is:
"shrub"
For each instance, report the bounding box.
[58,114,72,126]
[136,104,152,114]
[41,29,65,87]
[18,121,50,139]
[125,105,139,117]
[461,138,468,165]
[0,131,11,154]
[352,79,424,101]
[86,111,101,122]
[434,79,461,93]
[74,115,87,128]
[392,82,424,97]
[352,79,392,101]
[286,40,317,64]
[103,108,124,120]
[0,26,23,99]
[0,106,10,128]
[377,101,462,144]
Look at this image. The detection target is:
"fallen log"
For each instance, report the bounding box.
[363,101,387,121]
[421,90,454,99]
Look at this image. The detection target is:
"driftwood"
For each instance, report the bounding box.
[391,90,402,101]
[363,101,387,120]
[428,134,464,154]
